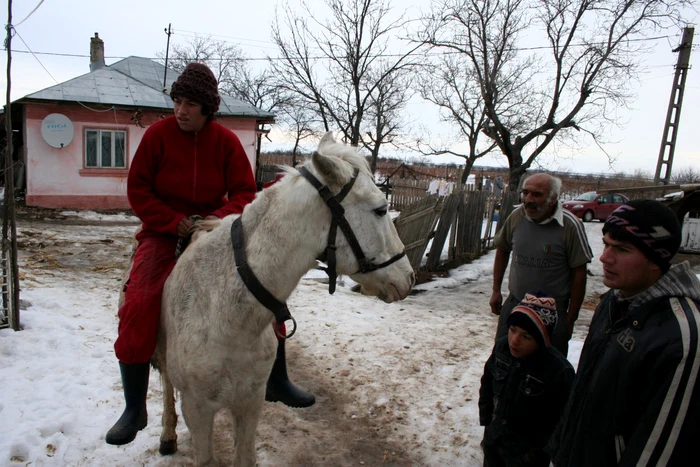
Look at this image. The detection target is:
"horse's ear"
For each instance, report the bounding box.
[312,150,345,188]
[318,131,336,149]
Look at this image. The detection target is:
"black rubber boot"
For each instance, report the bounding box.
[265,340,315,408]
[106,362,149,445]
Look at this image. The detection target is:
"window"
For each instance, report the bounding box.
[85,129,126,168]
[613,195,626,203]
[575,192,597,201]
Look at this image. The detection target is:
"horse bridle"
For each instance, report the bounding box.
[230,165,406,339]
[297,166,406,293]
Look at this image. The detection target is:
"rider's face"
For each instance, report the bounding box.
[173,97,207,132]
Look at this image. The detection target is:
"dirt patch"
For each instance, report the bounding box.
[414,267,450,285]
[208,350,418,466]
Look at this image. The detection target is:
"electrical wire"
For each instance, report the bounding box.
[8,34,677,63]
[13,0,44,27]
[13,31,115,113]
[14,30,58,83]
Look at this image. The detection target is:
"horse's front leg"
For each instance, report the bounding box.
[181,391,219,467]
[159,369,178,455]
[230,386,265,467]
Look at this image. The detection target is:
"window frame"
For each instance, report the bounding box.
[84,128,128,170]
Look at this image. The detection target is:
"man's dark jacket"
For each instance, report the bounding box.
[548,262,700,466]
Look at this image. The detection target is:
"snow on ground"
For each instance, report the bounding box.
[0,215,663,466]
[59,210,140,223]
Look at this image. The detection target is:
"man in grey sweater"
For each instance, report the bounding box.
[490,173,593,356]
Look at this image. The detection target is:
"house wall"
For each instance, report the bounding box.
[24,102,258,210]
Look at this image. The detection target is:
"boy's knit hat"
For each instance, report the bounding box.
[507,292,558,348]
[603,199,681,272]
[170,62,221,115]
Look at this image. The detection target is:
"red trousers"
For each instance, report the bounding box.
[115,234,178,364]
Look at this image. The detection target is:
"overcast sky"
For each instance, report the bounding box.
[1,0,698,177]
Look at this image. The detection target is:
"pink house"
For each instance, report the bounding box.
[12,34,274,210]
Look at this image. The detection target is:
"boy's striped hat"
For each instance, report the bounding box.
[507,292,558,348]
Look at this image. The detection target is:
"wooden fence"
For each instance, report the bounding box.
[394,195,444,270]
[256,164,282,185]
[394,187,512,275]
[389,179,479,211]
[389,180,430,211]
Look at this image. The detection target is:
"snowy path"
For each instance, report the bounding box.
[0,215,660,466]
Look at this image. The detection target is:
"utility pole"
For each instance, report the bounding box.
[3,0,20,331]
[162,23,172,91]
[654,27,694,185]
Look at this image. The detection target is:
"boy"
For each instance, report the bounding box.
[480,292,574,467]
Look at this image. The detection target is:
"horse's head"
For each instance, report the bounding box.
[304,132,414,303]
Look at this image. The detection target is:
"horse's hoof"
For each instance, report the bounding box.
[159,439,177,455]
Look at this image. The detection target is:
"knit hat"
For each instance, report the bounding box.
[170,62,221,115]
[603,199,681,272]
[507,292,558,348]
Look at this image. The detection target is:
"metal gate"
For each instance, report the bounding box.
[0,245,16,329]
[1,190,20,331]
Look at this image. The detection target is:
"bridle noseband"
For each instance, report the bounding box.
[231,165,406,339]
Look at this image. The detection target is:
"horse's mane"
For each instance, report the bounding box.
[188,218,223,244]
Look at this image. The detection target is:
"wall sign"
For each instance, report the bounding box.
[41,113,74,149]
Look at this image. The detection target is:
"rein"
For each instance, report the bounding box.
[230,165,405,339]
[230,217,296,340]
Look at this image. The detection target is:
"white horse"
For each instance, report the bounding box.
[154,132,415,466]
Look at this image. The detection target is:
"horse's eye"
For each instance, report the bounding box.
[374,207,387,217]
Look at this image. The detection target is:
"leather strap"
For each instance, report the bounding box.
[231,217,295,339]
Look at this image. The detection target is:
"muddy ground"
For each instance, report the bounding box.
[13,207,430,466]
[12,204,700,466]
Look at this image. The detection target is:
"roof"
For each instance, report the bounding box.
[19,56,275,121]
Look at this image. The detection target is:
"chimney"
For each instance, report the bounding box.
[90,33,105,71]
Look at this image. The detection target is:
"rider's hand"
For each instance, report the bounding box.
[489,291,503,316]
[204,215,219,221]
[177,218,193,238]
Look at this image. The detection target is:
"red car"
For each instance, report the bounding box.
[562,192,630,222]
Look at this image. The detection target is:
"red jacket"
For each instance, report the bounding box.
[127,116,257,236]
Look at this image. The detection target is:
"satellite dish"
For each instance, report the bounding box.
[41,113,74,149]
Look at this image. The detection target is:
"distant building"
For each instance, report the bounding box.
[8,33,274,210]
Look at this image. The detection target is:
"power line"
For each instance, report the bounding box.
[9,33,678,64]
[12,31,114,113]
[13,30,57,83]
[13,0,44,27]
[171,28,278,47]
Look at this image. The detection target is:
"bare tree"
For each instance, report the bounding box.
[276,96,318,167]
[362,67,414,172]
[672,166,700,184]
[271,0,422,172]
[420,0,691,190]
[159,34,246,85]
[416,56,498,183]
[159,35,293,112]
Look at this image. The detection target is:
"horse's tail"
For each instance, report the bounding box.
[158,363,178,455]
[117,226,141,310]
